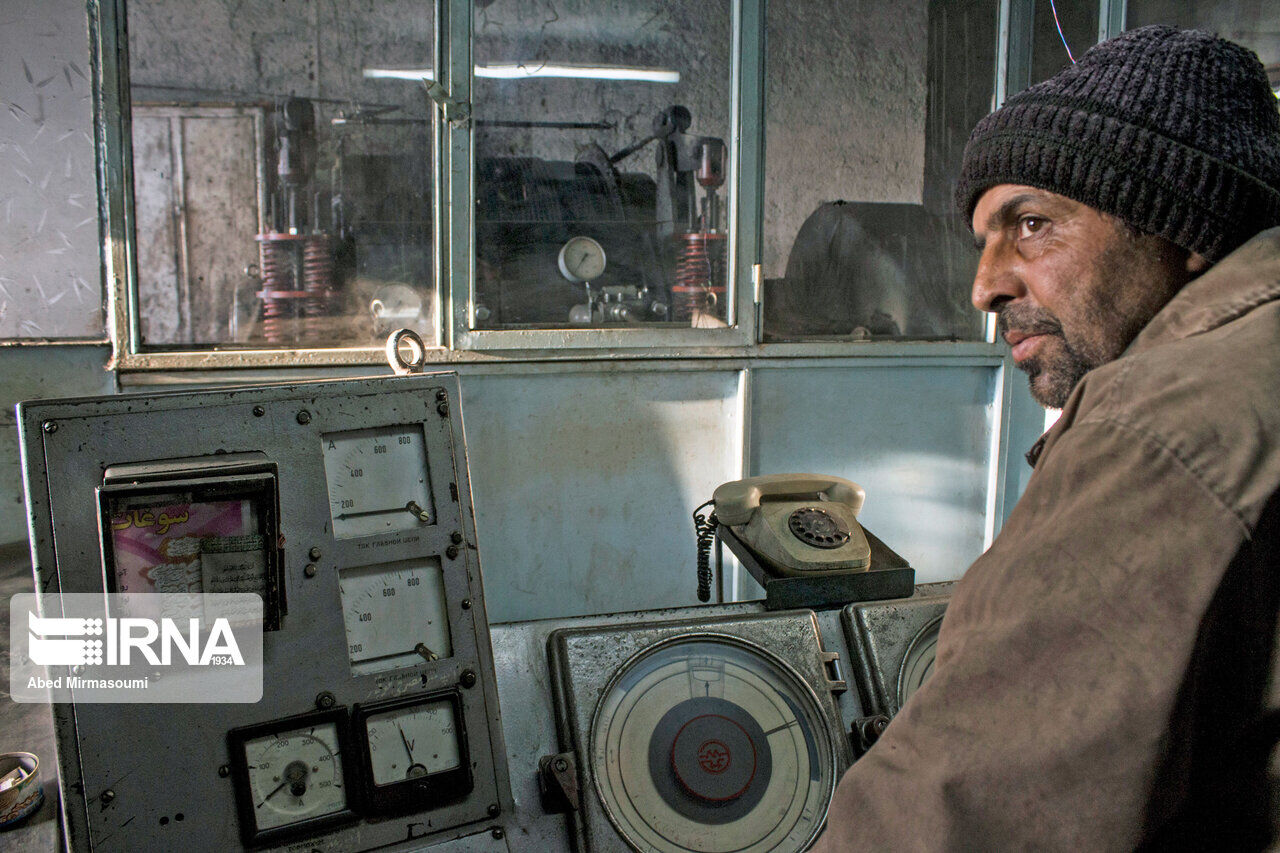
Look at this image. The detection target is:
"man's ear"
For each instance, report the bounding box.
[1186,251,1211,276]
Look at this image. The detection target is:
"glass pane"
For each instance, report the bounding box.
[1032,1,1099,84]
[762,0,993,341]
[472,2,734,331]
[1126,1,1280,82]
[0,0,103,340]
[127,1,435,349]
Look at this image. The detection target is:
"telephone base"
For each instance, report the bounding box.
[719,524,915,610]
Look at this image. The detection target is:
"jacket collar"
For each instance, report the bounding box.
[1127,226,1280,355]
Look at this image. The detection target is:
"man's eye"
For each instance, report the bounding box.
[1017,216,1046,239]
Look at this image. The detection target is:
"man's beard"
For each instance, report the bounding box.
[997,304,1095,409]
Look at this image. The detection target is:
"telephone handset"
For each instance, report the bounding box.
[694,474,914,609]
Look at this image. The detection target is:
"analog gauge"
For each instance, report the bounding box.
[339,558,453,676]
[228,710,356,845]
[590,636,836,853]
[354,693,472,816]
[897,615,942,708]
[557,236,607,283]
[323,425,434,540]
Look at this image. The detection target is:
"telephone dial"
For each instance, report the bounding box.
[695,474,914,609]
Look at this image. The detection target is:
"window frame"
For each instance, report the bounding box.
[89,0,1053,370]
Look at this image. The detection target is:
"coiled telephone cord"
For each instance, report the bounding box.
[693,500,717,603]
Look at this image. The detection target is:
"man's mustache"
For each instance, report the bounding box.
[997,304,1064,340]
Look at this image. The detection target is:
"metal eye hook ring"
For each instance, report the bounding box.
[386,328,428,375]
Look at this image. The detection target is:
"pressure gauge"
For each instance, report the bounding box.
[354,693,472,816]
[590,636,836,853]
[227,709,358,846]
[323,425,434,540]
[557,236,607,283]
[339,558,453,676]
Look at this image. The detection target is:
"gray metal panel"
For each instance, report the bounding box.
[18,373,512,851]
[749,365,994,584]
[459,369,742,622]
[546,610,853,852]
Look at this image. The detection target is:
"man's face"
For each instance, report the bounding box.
[970,184,1194,408]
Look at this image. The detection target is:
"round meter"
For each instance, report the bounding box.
[897,615,942,708]
[590,636,836,853]
[557,236,607,283]
[228,710,357,845]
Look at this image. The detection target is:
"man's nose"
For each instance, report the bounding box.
[970,245,1025,313]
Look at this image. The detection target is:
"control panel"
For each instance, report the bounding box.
[18,374,511,851]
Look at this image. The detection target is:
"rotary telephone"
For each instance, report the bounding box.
[694,474,914,609]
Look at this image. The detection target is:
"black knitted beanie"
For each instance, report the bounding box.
[956,25,1280,262]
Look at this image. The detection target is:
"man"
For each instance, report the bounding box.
[814,26,1280,850]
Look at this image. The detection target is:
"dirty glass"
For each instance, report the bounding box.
[1031,1,1099,84]
[471,0,734,331]
[127,0,435,349]
[0,0,103,340]
[761,0,994,341]
[1126,0,1280,80]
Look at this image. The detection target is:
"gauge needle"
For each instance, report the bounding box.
[399,725,416,764]
[257,779,290,809]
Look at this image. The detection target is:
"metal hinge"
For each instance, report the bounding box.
[423,80,471,129]
[537,752,579,813]
[821,650,847,695]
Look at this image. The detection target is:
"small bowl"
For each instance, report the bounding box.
[0,752,44,829]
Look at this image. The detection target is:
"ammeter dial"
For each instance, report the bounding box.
[339,558,453,675]
[228,710,357,845]
[323,425,434,539]
[590,636,836,853]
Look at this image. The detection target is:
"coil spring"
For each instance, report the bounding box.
[672,232,727,322]
[693,499,717,603]
[303,235,334,335]
[258,238,294,344]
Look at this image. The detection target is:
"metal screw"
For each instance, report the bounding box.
[304,564,317,578]
[553,757,568,772]
[296,409,312,425]
[316,691,336,710]
[450,531,463,545]
[309,547,322,561]
[491,827,505,839]
[252,406,265,417]
[445,545,459,560]
[435,390,447,402]
[218,765,230,778]
[487,803,500,817]
[42,421,57,434]
[461,598,472,610]
[460,670,478,689]
[101,789,115,805]
[436,402,449,417]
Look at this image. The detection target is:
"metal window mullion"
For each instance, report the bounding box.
[735,0,764,343]
[445,0,473,351]
[995,0,1034,109]
[1098,0,1126,43]
[93,0,141,363]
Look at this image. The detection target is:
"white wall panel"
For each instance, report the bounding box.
[750,364,994,583]
[460,369,741,622]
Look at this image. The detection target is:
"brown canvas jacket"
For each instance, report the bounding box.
[813,227,1280,851]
